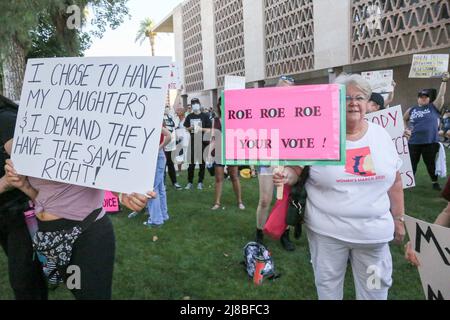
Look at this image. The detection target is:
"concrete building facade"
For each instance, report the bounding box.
[154,0,450,111]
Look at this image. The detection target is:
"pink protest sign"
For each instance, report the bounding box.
[103,191,120,212]
[222,84,345,165]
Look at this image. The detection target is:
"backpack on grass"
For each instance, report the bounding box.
[242,242,278,279]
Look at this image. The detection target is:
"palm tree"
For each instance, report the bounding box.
[135,18,157,56]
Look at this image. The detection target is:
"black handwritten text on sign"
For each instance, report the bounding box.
[12,57,171,194]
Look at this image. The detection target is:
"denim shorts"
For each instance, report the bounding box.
[257,166,272,175]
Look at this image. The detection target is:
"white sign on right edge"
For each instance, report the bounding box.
[409,54,449,78]
[365,105,415,188]
[404,215,450,300]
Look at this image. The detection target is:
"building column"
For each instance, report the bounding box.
[313,0,351,70]
[201,0,217,91]
[182,94,188,108]
[173,5,186,96]
[209,89,218,110]
[243,0,265,83]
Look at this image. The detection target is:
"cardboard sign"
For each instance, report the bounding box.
[12,56,171,194]
[404,215,450,300]
[224,75,246,90]
[361,69,394,93]
[222,84,346,166]
[409,54,449,78]
[364,106,415,188]
[103,191,119,212]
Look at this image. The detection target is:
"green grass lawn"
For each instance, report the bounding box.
[1,157,448,300]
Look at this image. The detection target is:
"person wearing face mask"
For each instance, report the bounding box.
[403,72,449,190]
[183,98,212,190]
[163,106,182,190]
[186,104,192,116]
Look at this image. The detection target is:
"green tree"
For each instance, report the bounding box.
[0,1,39,100]
[135,18,157,56]
[0,0,130,100]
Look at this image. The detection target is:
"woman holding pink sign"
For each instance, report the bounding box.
[274,74,405,300]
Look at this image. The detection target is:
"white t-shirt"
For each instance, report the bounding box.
[305,122,402,244]
[163,114,177,152]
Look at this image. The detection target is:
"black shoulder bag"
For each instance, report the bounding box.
[286,166,310,239]
[33,208,102,287]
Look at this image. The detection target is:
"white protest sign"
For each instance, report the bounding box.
[224,75,246,90]
[404,215,450,300]
[409,54,449,78]
[168,62,182,90]
[365,105,415,188]
[12,56,171,194]
[361,69,393,93]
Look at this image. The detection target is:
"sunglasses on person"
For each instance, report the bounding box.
[280,75,295,83]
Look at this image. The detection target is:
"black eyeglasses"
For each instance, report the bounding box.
[280,75,295,83]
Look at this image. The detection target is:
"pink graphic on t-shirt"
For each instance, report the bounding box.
[345,147,376,177]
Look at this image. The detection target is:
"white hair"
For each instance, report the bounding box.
[334,73,372,99]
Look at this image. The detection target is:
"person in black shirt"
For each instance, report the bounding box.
[184,98,212,190]
[0,95,48,300]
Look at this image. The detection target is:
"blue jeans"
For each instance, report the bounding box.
[147,149,168,225]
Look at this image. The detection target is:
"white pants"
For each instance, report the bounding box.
[306,228,392,300]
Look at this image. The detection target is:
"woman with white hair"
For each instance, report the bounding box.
[274,73,405,300]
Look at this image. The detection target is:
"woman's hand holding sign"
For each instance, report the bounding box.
[404,241,420,267]
[273,166,301,188]
[4,159,38,199]
[118,191,156,212]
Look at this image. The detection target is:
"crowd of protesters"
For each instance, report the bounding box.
[1,67,449,301]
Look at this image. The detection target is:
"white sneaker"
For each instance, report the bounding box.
[185,183,193,190]
[128,211,139,219]
[197,183,203,190]
[174,183,182,190]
